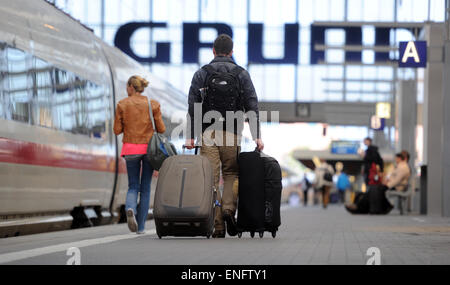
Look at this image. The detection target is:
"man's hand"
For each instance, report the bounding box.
[185,139,195,150]
[357,148,365,158]
[255,138,264,151]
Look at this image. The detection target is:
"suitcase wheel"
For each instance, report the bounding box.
[250,232,255,238]
[259,231,264,238]
[238,232,242,238]
[271,231,276,238]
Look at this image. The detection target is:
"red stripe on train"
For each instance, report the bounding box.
[0,137,127,174]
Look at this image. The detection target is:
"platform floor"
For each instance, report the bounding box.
[1,205,450,265]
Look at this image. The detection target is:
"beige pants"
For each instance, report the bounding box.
[201,130,240,231]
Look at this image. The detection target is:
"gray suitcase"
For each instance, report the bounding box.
[153,146,216,239]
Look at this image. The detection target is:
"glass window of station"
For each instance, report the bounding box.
[51,0,445,104]
[0,42,110,140]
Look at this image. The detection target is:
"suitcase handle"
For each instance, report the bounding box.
[182,145,200,155]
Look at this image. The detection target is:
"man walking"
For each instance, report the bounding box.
[361,137,384,185]
[185,34,264,238]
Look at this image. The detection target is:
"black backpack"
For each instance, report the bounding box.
[201,64,244,119]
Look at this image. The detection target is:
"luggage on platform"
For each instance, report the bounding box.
[153,146,216,239]
[237,150,282,238]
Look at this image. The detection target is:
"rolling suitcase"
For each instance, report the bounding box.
[353,191,370,214]
[153,146,216,239]
[236,151,265,238]
[237,151,282,238]
[368,184,385,214]
[368,184,391,214]
[261,155,282,237]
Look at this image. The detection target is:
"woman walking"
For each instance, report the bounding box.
[313,159,335,209]
[114,75,166,234]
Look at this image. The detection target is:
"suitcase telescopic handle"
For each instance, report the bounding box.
[182,145,200,155]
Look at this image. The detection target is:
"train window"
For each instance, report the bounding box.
[0,42,108,140]
[85,81,107,139]
[0,43,6,119]
[6,47,31,123]
[72,76,89,135]
[31,57,53,128]
[54,68,75,132]
[54,68,108,138]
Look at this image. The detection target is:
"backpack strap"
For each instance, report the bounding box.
[201,64,216,88]
[229,66,245,109]
[201,64,216,75]
[202,64,244,78]
[229,65,244,78]
[230,66,244,91]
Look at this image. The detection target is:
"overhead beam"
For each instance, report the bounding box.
[312,21,426,28]
[258,101,395,127]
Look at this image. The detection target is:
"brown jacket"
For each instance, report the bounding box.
[113,95,166,144]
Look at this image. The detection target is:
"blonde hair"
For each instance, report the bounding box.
[127,75,149,93]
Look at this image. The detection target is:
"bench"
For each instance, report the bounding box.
[386,184,411,215]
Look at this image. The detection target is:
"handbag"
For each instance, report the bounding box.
[323,169,333,182]
[146,98,177,170]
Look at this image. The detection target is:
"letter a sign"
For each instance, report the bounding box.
[399,41,427,68]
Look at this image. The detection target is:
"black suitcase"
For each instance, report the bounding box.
[262,155,282,235]
[353,192,369,214]
[368,184,385,214]
[153,146,216,239]
[237,151,282,238]
[353,192,364,204]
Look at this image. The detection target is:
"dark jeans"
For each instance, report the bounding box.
[124,155,154,232]
[338,190,345,203]
[303,190,308,206]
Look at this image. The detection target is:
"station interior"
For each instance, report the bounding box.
[0,0,449,265]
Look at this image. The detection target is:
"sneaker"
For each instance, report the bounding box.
[126,208,138,233]
[212,229,225,238]
[136,230,146,235]
[223,210,238,237]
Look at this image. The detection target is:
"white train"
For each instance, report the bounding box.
[0,0,187,237]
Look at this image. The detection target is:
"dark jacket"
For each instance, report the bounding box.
[363,145,384,179]
[187,56,260,140]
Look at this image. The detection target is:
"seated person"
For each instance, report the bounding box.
[385,150,411,193]
[345,151,411,214]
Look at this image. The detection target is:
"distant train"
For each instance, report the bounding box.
[0,0,187,237]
